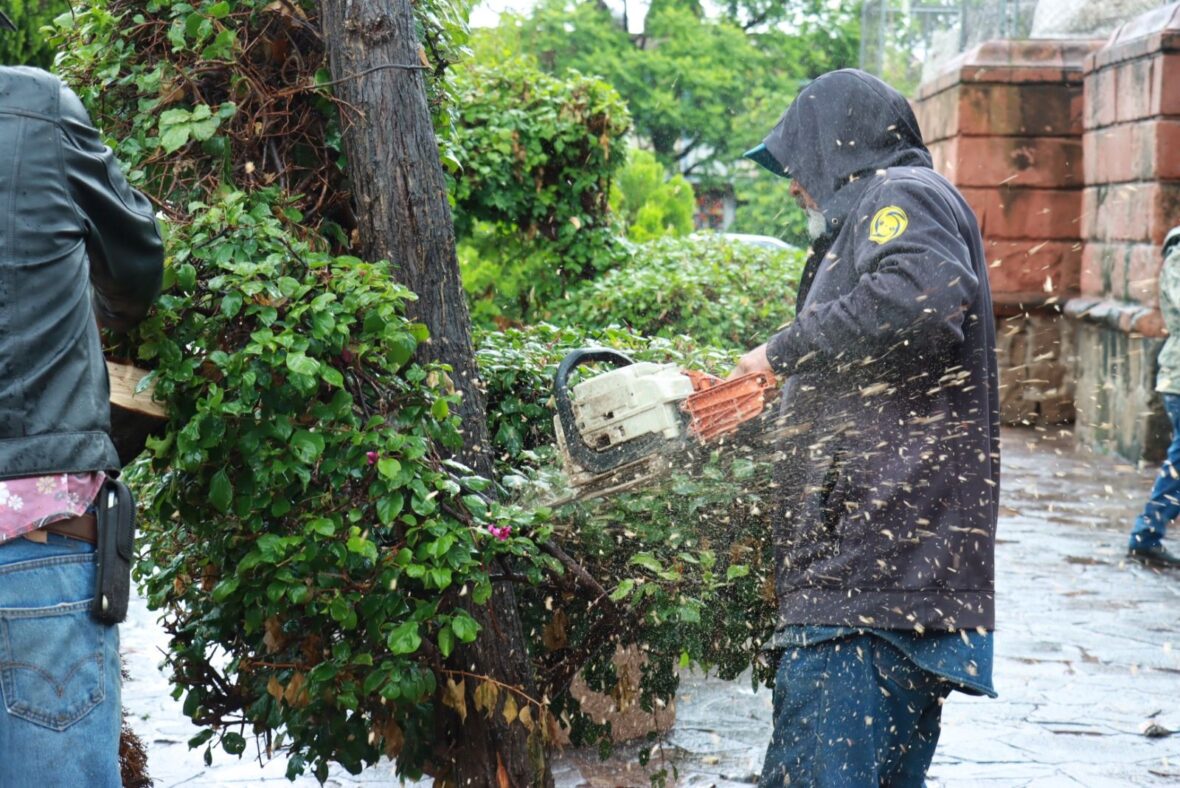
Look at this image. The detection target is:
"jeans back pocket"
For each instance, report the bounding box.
[0,599,108,731]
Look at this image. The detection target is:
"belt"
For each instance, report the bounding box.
[27,514,98,545]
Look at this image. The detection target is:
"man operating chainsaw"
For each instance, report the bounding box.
[731,69,999,786]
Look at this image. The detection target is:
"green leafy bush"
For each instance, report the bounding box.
[0,0,69,69]
[127,191,550,780]
[610,149,696,243]
[450,58,631,324]
[553,235,806,349]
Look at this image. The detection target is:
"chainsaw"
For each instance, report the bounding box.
[552,348,779,502]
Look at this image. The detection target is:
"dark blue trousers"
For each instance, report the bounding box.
[759,634,950,787]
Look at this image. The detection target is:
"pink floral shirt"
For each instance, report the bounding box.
[0,473,106,544]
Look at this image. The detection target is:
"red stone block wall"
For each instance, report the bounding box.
[1068,3,1180,462]
[914,40,1100,425]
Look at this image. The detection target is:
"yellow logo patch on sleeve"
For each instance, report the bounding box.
[868,205,909,245]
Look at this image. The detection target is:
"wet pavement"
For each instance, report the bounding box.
[121,428,1180,786]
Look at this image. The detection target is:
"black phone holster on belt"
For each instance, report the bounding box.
[91,478,136,625]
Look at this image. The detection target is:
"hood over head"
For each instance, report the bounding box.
[744,69,932,232]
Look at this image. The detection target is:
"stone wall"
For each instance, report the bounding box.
[914,39,1100,426]
[1067,3,1180,461]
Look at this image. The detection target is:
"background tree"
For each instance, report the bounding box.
[477,0,859,241]
[0,0,69,68]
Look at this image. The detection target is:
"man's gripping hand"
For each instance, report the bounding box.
[728,343,771,379]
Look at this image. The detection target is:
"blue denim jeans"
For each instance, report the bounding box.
[759,634,950,787]
[0,534,121,787]
[1130,393,1180,549]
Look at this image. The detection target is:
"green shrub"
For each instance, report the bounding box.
[0,0,69,69]
[553,235,806,349]
[56,1,552,780]
[610,149,696,243]
[126,191,555,781]
[451,58,631,324]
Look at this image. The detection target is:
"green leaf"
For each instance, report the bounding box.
[286,352,320,376]
[210,575,239,603]
[438,625,455,658]
[388,621,421,655]
[308,517,335,537]
[725,564,750,581]
[321,366,344,388]
[209,469,232,513]
[160,124,191,153]
[290,430,325,464]
[450,613,479,643]
[609,579,635,602]
[346,533,378,561]
[376,493,404,525]
[377,457,402,481]
[629,553,663,574]
[431,398,450,420]
[222,732,246,755]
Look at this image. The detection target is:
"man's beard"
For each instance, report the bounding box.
[806,208,828,240]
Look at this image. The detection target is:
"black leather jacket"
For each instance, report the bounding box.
[0,66,163,479]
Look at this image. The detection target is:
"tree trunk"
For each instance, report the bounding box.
[320,2,551,785]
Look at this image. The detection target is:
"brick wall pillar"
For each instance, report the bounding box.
[914,40,1100,426]
[1067,3,1180,461]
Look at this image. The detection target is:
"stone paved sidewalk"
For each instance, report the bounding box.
[121,428,1180,786]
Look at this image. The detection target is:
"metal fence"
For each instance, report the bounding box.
[859,0,1170,90]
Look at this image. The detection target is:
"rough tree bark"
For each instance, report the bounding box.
[321,2,551,785]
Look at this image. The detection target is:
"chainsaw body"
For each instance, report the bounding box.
[553,349,777,501]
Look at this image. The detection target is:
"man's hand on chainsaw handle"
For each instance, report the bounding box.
[728,343,772,380]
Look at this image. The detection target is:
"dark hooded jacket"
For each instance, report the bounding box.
[756,70,999,631]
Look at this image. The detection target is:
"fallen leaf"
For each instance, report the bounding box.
[541,609,569,651]
[496,755,510,788]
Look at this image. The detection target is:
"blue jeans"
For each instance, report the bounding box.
[759,634,950,787]
[1130,393,1180,549]
[0,534,121,787]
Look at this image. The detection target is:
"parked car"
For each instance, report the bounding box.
[689,231,797,251]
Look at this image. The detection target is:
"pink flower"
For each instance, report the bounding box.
[366,451,379,466]
[488,524,512,541]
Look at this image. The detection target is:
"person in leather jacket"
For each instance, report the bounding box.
[0,56,164,785]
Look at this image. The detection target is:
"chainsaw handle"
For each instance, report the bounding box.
[553,349,665,475]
